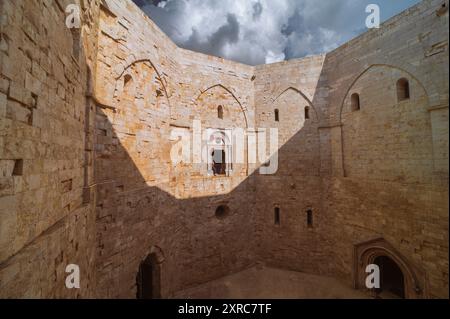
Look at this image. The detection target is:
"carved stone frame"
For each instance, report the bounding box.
[353,238,427,299]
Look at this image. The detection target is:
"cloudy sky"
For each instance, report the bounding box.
[132,0,420,65]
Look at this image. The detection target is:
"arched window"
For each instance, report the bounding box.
[212,149,226,176]
[208,130,232,176]
[305,106,310,119]
[351,93,360,111]
[274,207,280,225]
[274,109,279,122]
[122,75,134,99]
[123,74,133,94]
[306,209,313,228]
[397,78,410,101]
[124,74,132,87]
[218,105,224,119]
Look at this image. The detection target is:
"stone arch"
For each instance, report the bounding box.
[338,64,430,122]
[339,64,432,179]
[136,245,165,299]
[115,59,171,109]
[268,86,321,176]
[271,87,320,123]
[143,245,165,264]
[196,84,249,128]
[353,238,427,299]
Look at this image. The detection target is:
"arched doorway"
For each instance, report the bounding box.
[136,253,161,299]
[206,129,232,176]
[353,238,427,299]
[373,255,405,299]
[212,149,226,175]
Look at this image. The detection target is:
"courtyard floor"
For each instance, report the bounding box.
[173,266,369,299]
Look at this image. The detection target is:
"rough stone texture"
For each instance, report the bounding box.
[0,0,448,298]
[0,0,100,297]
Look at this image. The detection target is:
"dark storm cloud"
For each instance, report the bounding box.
[183,14,240,57]
[281,9,302,37]
[133,0,164,7]
[133,0,421,65]
[252,2,263,20]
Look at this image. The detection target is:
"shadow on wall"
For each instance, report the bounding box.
[93,59,327,298]
[309,49,446,298]
[92,0,447,300]
[93,49,443,298]
[1,0,446,300]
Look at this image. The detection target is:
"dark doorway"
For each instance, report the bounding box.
[212,149,226,175]
[136,253,161,299]
[374,255,405,299]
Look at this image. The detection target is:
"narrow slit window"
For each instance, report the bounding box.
[351,93,360,111]
[218,105,224,119]
[274,207,280,225]
[124,74,132,87]
[307,209,313,228]
[274,109,279,122]
[71,29,81,60]
[123,74,134,98]
[396,78,410,101]
[305,106,310,119]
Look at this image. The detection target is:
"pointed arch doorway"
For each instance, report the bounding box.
[136,247,164,299]
[353,238,427,299]
[373,255,405,298]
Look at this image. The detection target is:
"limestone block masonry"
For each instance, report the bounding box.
[0,0,448,298]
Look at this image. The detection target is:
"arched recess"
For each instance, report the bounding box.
[115,59,171,110]
[145,245,165,263]
[195,84,249,128]
[271,86,320,123]
[338,64,429,122]
[136,246,165,299]
[269,86,321,177]
[353,238,427,299]
[339,64,431,179]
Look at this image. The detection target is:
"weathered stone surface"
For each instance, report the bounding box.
[0,0,448,299]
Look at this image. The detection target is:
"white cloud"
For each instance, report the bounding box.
[157,1,167,8]
[134,0,420,65]
[265,50,286,64]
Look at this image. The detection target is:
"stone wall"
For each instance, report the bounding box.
[252,56,335,275]
[0,0,448,299]
[320,0,449,298]
[0,0,100,297]
[250,0,448,299]
[93,0,257,298]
